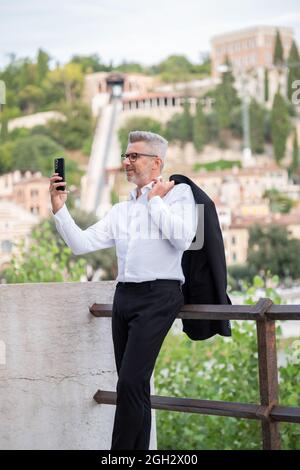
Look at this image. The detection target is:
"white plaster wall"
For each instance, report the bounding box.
[0,281,157,450]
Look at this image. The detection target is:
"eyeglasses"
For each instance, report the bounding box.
[121,152,158,163]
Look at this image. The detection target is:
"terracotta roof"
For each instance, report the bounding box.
[230,211,300,228]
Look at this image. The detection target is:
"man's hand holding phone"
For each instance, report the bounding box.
[49,173,69,214]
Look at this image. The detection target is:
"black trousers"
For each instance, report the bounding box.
[110,279,184,450]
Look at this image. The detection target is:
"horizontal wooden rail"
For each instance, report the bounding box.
[89,301,300,321]
[93,390,300,424]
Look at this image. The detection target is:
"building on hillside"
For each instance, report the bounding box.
[0,170,52,219]
[211,25,294,78]
[211,25,296,104]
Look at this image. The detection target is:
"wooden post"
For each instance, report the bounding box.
[256,298,281,449]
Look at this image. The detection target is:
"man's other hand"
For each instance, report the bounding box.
[147,178,175,201]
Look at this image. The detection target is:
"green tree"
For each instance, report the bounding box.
[36,49,50,84]
[114,61,144,74]
[290,128,299,176]
[270,91,290,162]
[264,68,269,102]
[19,84,44,113]
[193,99,207,152]
[43,63,83,104]
[177,99,193,144]
[273,29,284,66]
[0,141,14,173]
[70,53,111,73]
[287,40,300,102]
[47,101,93,150]
[1,220,87,283]
[247,223,300,280]
[263,188,294,214]
[11,134,64,174]
[214,58,240,131]
[156,55,194,83]
[249,99,265,153]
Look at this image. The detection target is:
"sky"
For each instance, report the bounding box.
[1,0,300,68]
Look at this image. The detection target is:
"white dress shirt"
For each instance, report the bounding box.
[51,181,198,284]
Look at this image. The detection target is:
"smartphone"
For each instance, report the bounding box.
[54,157,65,191]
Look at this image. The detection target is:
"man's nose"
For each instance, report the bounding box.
[123,157,131,166]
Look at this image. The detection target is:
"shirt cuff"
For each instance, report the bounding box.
[51,204,72,224]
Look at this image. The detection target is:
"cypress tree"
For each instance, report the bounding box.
[249,99,265,153]
[215,57,239,129]
[291,127,299,174]
[270,90,290,162]
[178,98,193,143]
[287,40,300,102]
[193,99,207,152]
[273,29,284,66]
[264,68,269,102]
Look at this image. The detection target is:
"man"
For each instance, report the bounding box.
[49,131,197,450]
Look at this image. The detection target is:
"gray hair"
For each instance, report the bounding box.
[128,131,168,169]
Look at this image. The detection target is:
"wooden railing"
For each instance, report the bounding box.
[89,298,300,450]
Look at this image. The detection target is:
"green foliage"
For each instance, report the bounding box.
[163,99,193,145]
[155,276,299,449]
[193,99,207,151]
[247,224,300,279]
[279,339,300,448]
[287,40,300,102]
[118,116,163,153]
[263,188,294,214]
[11,134,64,174]
[290,128,300,179]
[193,159,241,172]
[264,68,269,102]
[270,91,290,162]
[177,99,193,143]
[154,55,210,83]
[273,30,284,66]
[249,99,265,153]
[43,63,83,105]
[36,49,50,83]
[0,140,14,173]
[214,59,240,130]
[70,54,111,73]
[47,101,93,150]
[164,113,184,143]
[114,61,144,74]
[1,220,87,283]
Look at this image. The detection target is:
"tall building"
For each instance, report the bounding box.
[211,25,294,78]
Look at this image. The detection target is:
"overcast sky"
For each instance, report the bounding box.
[1,0,300,68]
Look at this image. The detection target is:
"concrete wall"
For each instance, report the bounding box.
[0,281,157,449]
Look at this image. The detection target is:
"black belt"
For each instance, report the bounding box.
[116,279,181,288]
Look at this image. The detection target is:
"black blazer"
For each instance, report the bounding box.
[169,174,232,341]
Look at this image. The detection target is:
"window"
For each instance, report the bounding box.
[1,240,12,253]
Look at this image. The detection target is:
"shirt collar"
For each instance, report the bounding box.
[129,181,154,200]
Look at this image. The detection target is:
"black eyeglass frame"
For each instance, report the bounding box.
[121,152,159,162]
